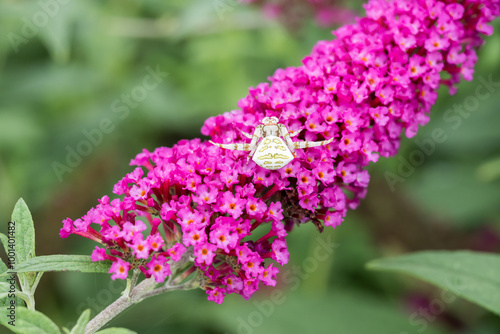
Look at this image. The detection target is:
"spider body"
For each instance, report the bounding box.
[210,117,333,170]
[253,136,294,170]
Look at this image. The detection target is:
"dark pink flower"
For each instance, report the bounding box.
[147,255,171,283]
[166,243,186,262]
[109,259,130,280]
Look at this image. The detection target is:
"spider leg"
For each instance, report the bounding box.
[241,131,253,139]
[292,137,334,149]
[289,129,302,137]
[279,124,297,156]
[209,141,252,151]
[248,141,261,162]
[246,126,263,162]
[247,143,258,162]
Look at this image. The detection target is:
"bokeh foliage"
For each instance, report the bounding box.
[0,0,499,333]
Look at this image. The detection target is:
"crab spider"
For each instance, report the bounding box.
[209,117,333,170]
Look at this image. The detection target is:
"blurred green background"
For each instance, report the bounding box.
[1,0,500,333]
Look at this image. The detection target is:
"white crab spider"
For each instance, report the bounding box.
[210,117,333,170]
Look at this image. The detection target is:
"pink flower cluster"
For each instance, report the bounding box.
[204,0,499,220]
[62,140,288,303]
[241,0,356,28]
[62,0,499,304]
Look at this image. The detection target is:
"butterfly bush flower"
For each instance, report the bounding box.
[62,0,499,304]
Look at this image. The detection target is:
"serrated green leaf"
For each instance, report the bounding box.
[70,309,90,334]
[8,199,37,293]
[367,250,500,316]
[95,328,137,334]
[11,198,36,264]
[0,233,9,263]
[7,255,111,274]
[0,307,61,334]
[0,256,25,308]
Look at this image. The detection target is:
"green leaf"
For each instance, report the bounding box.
[11,198,36,264]
[367,250,500,316]
[0,307,61,334]
[0,282,10,301]
[192,288,445,334]
[0,259,7,275]
[0,281,9,294]
[8,255,111,274]
[70,309,90,334]
[5,199,37,293]
[0,252,26,308]
[0,234,9,265]
[95,329,137,334]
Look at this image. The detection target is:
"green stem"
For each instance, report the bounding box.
[84,276,199,334]
[139,280,198,300]
[84,277,156,334]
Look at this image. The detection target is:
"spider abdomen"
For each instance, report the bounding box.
[252,136,294,170]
